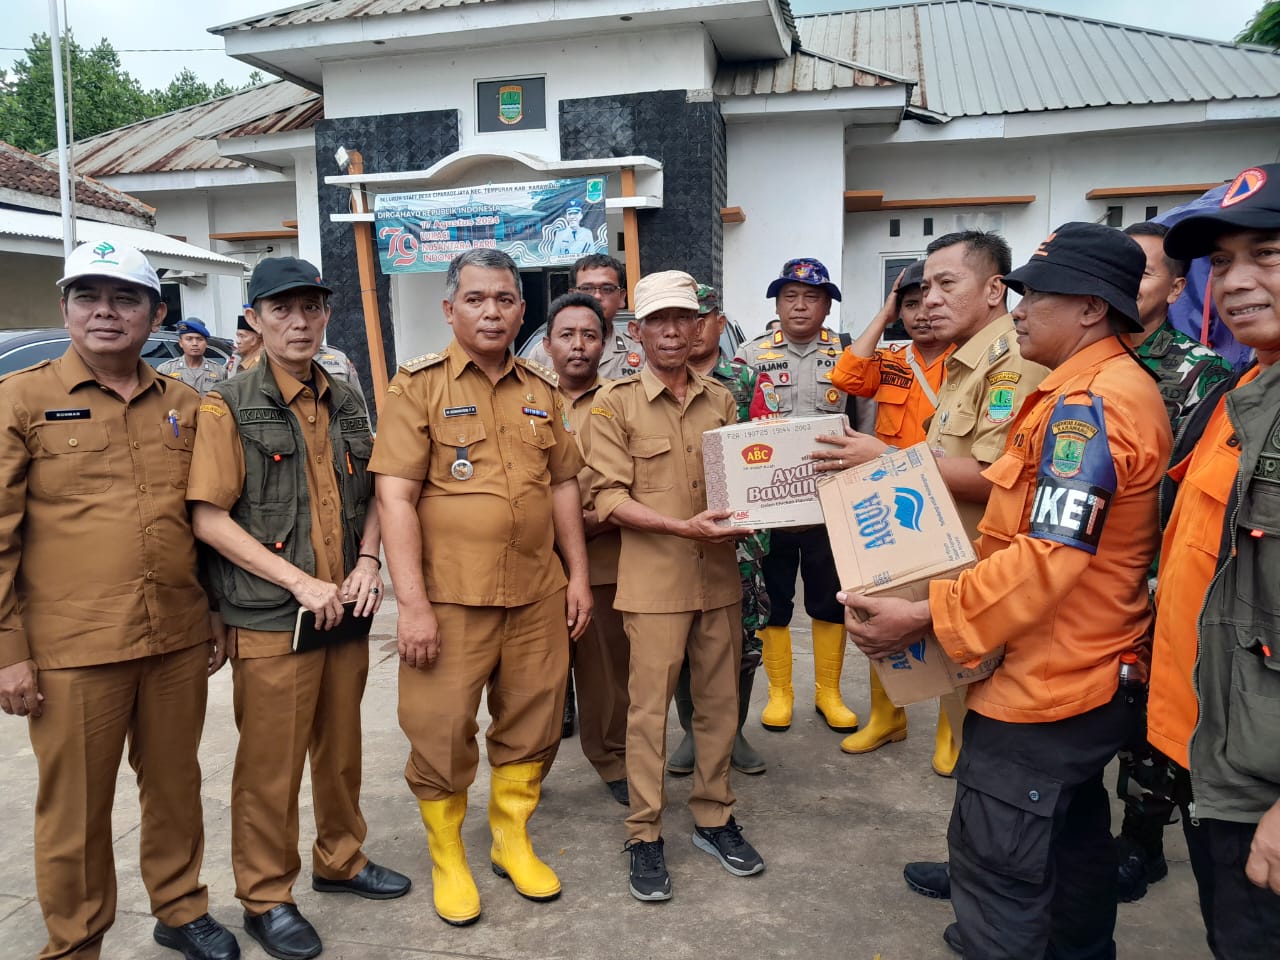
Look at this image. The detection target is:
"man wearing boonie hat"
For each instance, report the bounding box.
[188,256,409,959]
[735,257,861,742]
[0,242,240,960]
[158,317,224,394]
[1146,163,1280,957]
[839,222,1172,958]
[588,270,765,902]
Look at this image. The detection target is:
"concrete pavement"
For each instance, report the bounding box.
[0,601,1209,959]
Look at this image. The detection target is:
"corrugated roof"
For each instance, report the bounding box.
[0,140,155,224]
[214,98,326,140]
[717,1,1280,117]
[71,81,319,178]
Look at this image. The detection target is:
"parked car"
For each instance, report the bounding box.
[516,311,745,361]
[0,328,235,378]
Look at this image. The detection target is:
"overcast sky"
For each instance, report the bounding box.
[1,0,1267,92]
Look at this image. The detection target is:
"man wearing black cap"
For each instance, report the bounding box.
[839,223,1171,958]
[158,318,224,394]
[188,257,410,959]
[1147,163,1280,958]
[230,312,263,376]
[736,258,860,741]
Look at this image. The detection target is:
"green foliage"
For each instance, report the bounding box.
[1238,1,1280,47]
[0,32,258,154]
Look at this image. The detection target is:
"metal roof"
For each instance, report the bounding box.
[717,1,1280,117]
[71,81,319,178]
[0,140,154,225]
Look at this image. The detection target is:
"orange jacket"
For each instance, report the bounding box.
[929,338,1171,723]
[831,343,951,448]
[1147,367,1260,769]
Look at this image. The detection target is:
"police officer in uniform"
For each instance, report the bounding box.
[372,249,591,927]
[841,223,1171,958]
[735,258,859,738]
[157,318,224,394]
[527,254,645,380]
[313,342,366,407]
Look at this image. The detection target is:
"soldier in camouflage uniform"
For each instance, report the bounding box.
[1114,222,1234,903]
[667,285,777,776]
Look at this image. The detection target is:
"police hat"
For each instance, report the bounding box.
[1002,222,1144,332]
[1165,164,1280,261]
[175,318,211,339]
[766,258,842,302]
[247,257,333,304]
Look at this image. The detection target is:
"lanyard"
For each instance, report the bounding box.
[904,345,939,409]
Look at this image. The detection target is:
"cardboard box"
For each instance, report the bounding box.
[703,414,847,529]
[818,442,1001,706]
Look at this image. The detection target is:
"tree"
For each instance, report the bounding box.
[1238,1,1280,47]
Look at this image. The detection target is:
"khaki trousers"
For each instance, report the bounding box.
[623,604,740,842]
[28,643,210,960]
[230,638,370,915]
[399,590,570,800]
[573,583,630,783]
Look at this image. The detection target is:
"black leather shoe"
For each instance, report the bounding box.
[943,923,965,956]
[904,861,951,899]
[313,861,412,900]
[153,914,240,960]
[243,904,321,960]
[607,778,630,806]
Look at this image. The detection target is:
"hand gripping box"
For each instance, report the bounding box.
[703,414,847,529]
[818,442,1001,705]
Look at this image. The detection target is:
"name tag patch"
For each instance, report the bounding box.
[239,407,287,424]
[340,416,369,433]
[45,408,90,421]
[444,405,477,418]
[522,406,549,418]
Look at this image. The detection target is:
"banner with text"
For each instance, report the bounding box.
[373,176,608,273]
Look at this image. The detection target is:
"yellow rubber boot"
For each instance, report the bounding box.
[840,664,908,754]
[932,701,960,778]
[811,620,860,733]
[489,761,561,901]
[418,793,481,926]
[758,625,794,731]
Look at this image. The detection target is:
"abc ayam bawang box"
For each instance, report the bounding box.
[818,442,1002,706]
[703,414,847,528]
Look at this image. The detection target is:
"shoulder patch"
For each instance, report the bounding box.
[590,405,613,419]
[1030,394,1117,555]
[515,356,560,387]
[199,402,226,417]
[987,335,1010,366]
[398,352,446,374]
[772,330,786,346]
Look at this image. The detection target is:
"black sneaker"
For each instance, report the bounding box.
[624,838,672,901]
[904,860,951,899]
[692,817,764,877]
[153,913,240,960]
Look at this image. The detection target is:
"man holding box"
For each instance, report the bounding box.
[838,223,1171,958]
[587,270,764,902]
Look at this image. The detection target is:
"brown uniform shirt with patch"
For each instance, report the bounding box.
[563,377,620,587]
[0,348,207,670]
[187,358,348,658]
[368,339,583,607]
[587,365,741,614]
[925,313,1048,536]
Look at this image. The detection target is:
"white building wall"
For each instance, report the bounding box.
[723,115,847,339]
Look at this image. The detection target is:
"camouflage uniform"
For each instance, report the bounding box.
[707,353,777,647]
[1134,321,1233,427]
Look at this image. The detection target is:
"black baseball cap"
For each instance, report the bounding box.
[1164,164,1280,261]
[897,259,925,296]
[247,257,333,304]
[1002,222,1145,331]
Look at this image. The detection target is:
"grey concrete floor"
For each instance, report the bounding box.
[0,598,1210,960]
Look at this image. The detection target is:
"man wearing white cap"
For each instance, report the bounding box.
[0,242,239,959]
[587,270,765,902]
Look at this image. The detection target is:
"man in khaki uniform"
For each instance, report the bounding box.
[0,242,237,960]
[372,249,591,928]
[587,270,765,903]
[542,291,630,806]
[189,257,410,960]
[526,254,646,379]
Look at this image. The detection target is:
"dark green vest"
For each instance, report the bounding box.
[208,360,373,631]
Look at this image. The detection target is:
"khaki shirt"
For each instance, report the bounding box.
[187,358,347,658]
[587,365,741,614]
[924,313,1048,536]
[528,331,645,380]
[156,356,225,395]
[369,339,583,607]
[0,348,208,670]
[563,377,620,587]
[314,345,367,409]
[737,327,845,417]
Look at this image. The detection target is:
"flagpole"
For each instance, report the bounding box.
[47,0,75,256]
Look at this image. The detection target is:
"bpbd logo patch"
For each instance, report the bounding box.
[1222,167,1267,208]
[1030,395,1117,555]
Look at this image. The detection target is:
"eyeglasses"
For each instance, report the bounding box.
[573,284,621,296]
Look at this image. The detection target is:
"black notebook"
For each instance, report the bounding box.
[292,600,374,654]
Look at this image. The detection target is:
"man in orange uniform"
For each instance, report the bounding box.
[828,259,954,759]
[840,223,1171,958]
[1147,164,1280,959]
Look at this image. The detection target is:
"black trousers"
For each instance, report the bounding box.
[948,694,1132,960]
[1175,766,1280,960]
[761,525,843,626]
